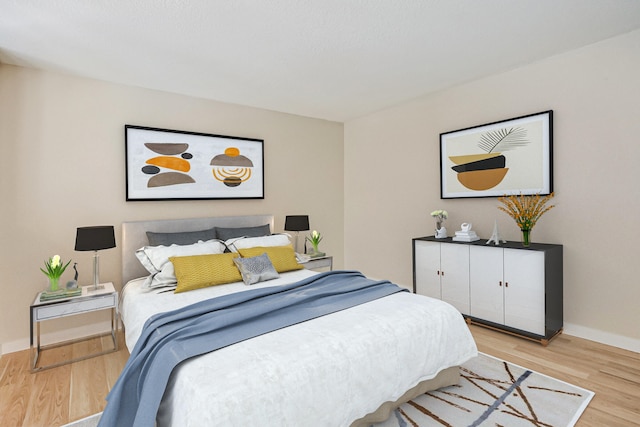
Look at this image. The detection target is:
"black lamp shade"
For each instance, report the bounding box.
[284,215,309,232]
[75,226,116,251]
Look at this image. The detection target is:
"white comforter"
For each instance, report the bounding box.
[120,270,477,426]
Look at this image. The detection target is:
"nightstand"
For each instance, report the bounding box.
[30,282,119,372]
[301,255,333,271]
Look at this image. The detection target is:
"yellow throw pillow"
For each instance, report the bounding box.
[170,253,242,293]
[238,246,304,273]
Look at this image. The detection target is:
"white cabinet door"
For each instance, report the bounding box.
[504,249,546,335]
[414,240,441,299]
[469,246,504,325]
[440,243,470,315]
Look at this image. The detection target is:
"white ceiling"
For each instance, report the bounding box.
[2,0,640,122]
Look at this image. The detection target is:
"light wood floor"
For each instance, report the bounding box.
[1,326,638,427]
[0,333,129,427]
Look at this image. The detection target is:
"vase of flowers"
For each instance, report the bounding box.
[497,193,555,246]
[40,254,71,292]
[306,230,325,258]
[430,210,448,238]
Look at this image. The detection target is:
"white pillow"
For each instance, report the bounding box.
[226,234,292,252]
[135,239,227,288]
[143,262,179,289]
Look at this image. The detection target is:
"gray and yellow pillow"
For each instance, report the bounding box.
[237,246,303,273]
[233,253,280,285]
[170,253,242,293]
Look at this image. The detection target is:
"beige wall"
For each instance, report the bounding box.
[2,30,639,354]
[345,30,640,351]
[0,64,344,353]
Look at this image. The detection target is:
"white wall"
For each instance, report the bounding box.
[0,64,344,353]
[344,30,640,351]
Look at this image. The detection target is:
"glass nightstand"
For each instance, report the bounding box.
[30,282,118,372]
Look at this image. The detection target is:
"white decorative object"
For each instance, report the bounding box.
[453,222,480,242]
[435,226,448,239]
[431,209,448,239]
[486,220,507,246]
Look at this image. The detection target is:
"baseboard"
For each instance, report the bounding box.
[2,320,116,355]
[564,322,640,353]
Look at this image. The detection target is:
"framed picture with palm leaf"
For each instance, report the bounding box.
[440,110,553,199]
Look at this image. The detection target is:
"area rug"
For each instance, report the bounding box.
[372,352,594,427]
[62,353,594,427]
[61,412,101,427]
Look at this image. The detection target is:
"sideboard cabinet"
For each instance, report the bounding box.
[412,236,563,345]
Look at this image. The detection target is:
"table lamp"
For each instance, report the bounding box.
[284,215,309,253]
[75,225,116,291]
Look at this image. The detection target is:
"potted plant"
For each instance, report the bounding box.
[498,193,554,246]
[40,254,71,292]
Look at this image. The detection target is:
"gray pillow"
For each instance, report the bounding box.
[215,224,271,241]
[146,227,217,246]
[233,253,280,285]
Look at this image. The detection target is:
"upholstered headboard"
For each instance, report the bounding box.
[121,214,275,284]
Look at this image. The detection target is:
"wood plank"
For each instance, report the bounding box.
[578,406,639,427]
[21,366,70,427]
[600,362,640,385]
[69,340,110,420]
[0,382,32,427]
[34,339,73,371]
[102,334,129,391]
[0,350,33,427]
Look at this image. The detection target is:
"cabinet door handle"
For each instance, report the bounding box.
[499,281,502,287]
[441,271,445,277]
[505,282,509,287]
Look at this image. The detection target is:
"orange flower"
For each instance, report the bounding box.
[497,192,554,231]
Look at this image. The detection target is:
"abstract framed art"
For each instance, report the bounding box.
[125,125,264,201]
[440,111,553,199]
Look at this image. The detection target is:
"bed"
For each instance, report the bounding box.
[110,214,477,427]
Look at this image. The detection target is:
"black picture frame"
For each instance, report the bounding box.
[125,125,264,201]
[440,111,553,199]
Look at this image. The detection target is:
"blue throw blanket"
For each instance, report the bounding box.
[98,270,407,427]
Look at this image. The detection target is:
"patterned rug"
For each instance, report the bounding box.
[63,353,593,427]
[62,413,101,427]
[372,353,594,427]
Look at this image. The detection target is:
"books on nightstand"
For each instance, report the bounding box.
[39,288,82,302]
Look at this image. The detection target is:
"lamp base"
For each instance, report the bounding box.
[292,231,301,254]
[89,251,104,292]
